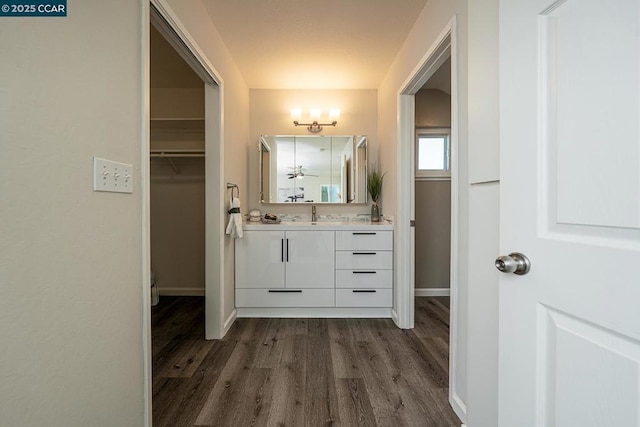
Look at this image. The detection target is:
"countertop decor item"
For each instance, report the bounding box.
[367,165,386,222]
[261,213,281,224]
[249,209,262,222]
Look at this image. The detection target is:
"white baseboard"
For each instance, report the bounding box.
[415,287,450,297]
[222,309,237,336]
[391,308,400,327]
[236,307,392,318]
[451,391,467,425]
[158,287,205,296]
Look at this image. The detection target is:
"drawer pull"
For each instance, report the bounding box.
[352,271,377,274]
[352,232,377,235]
[268,289,302,293]
[352,290,377,293]
[353,252,376,255]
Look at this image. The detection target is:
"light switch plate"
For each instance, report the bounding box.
[93,157,133,193]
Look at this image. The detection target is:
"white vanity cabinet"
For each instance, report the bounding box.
[235,223,393,317]
[335,230,393,307]
[235,229,335,308]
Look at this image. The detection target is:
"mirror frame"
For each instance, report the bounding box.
[259,135,368,205]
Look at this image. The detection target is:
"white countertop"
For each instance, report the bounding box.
[243,221,393,231]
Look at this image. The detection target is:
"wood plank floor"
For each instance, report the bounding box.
[152,297,461,426]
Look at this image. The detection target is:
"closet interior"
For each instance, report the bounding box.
[150,25,206,299]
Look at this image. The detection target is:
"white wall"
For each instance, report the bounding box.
[0,1,145,425]
[165,0,250,330]
[249,89,377,216]
[466,0,500,425]
[377,0,469,417]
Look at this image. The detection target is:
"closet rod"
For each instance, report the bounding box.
[150,149,205,158]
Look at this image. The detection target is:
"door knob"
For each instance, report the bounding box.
[495,252,531,275]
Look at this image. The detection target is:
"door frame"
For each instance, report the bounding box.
[396,17,465,420]
[143,0,226,424]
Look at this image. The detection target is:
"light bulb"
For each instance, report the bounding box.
[290,108,302,120]
[310,109,321,120]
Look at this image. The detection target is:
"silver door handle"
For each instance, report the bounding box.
[495,252,531,275]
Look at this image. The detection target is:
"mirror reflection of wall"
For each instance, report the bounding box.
[259,135,367,204]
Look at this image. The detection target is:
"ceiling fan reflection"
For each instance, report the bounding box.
[287,165,318,179]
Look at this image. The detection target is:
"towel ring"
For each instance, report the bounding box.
[226,182,239,199]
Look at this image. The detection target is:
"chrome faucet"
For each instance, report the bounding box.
[311,205,317,222]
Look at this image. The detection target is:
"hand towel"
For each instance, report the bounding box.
[226,197,243,239]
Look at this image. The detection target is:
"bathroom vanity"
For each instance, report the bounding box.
[235,222,394,318]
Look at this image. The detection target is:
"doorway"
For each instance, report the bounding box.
[144,1,226,423]
[414,58,452,297]
[147,0,225,337]
[149,23,206,301]
[396,18,464,420]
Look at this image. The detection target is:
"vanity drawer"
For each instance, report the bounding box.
[336,230,393,251]
[336,288,392,307]
[335,269,392,288]
[335,251,392,270]
[236,288,334,308]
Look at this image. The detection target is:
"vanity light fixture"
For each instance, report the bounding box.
[291,108,340,133]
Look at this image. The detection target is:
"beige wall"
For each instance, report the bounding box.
[249,89,377,215]
[0,1,145,424]
[377,0,468,415]
[150,174,205,295]
[415,88,452,128]
[166,0,250,328]
[415,89,452,290]
[415,181,451,288]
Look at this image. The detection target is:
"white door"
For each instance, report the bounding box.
[285,230,335,288]
[235,230,285,289]
[499,0,640,426]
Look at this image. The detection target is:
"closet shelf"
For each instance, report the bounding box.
[150,118,205,133]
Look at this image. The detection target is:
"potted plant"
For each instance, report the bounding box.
[367,165,386,222]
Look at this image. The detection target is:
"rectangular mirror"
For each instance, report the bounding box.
[260,135,367,204]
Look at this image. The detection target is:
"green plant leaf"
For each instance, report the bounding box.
[367,165,387,203]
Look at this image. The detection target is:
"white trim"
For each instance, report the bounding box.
[451,392,468,424]
[396,15,465,422]
[396,94,415,330]
[158,287,206,296]
[149,1,218,85]
[236,307,393,318]
[415,288,451,297]
[204,83,225,340]
[449,18,463,422]
[223,309,237,335]
[140,2,151,426]
[391,308,400,325]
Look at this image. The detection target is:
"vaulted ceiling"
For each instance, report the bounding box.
[201,0,429,89]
